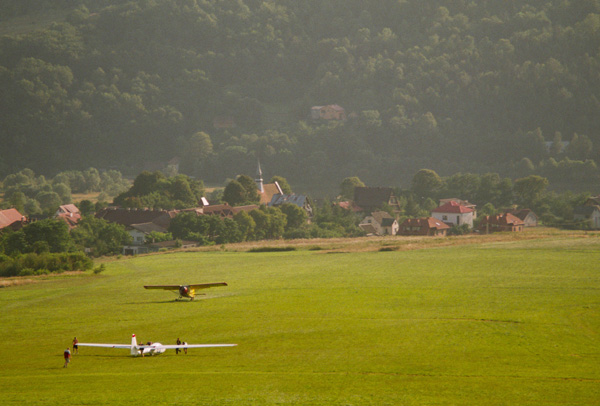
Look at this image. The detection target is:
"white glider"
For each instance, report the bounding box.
[77,334,236,356]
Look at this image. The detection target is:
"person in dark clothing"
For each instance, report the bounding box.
[176,338,181,354]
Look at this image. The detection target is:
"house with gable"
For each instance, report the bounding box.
[359,211,399,236]
[398,217,450,237]
[353,186,401,213]
[431,201,474,228]
[0,208,27,231]
[439,198,477,218]
[478,213,525,233]
[506,208,538,227]
[55,204,81,229]
[95,207,177,229]
[573,205,600,229]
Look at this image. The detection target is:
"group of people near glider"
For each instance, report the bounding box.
[63,282,235,366]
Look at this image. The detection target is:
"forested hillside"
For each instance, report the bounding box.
[1,0,599,193]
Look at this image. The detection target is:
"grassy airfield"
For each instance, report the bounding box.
[0,231,599,405]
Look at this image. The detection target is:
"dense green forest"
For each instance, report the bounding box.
[1,0,600,194]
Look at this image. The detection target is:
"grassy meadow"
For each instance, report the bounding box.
[0,232,599,405]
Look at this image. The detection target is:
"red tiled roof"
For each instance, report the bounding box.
[401,217,450,229]
[0,208,25,229]
[432,201,474,214]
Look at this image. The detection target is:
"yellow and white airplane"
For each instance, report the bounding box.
[144,282,227,300]
[77,334,236,357]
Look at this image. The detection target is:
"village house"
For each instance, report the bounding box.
[506,208,538,227]
[359,211,399,236]
[0,208,27,231]
[398,217,450,236]
[310,104,347,121]
[55,204,82,229]
[353,186,401,213]
[439,198,477,218]
[431,201,474,228]
[573,205,600,229]
[95,207,177,229]
[478,213,525,233]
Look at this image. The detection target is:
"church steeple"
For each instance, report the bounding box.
[256,160,264,193]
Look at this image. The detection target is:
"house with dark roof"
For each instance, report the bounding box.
[0,208,27,231]
[398,217,450,236]
[268,194,313,217]
[506,208,538,227]
[95,207,177,229]
[573,205,600,229]
[353,187,401,213]
[432,201,474,228]
[359,211,398,236]
[478,213,525,233]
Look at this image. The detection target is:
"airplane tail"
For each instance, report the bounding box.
[131,334,139,356]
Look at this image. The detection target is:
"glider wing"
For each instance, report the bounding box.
[77,343,132,349]
[159,344,237,349]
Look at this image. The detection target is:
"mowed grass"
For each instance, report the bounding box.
[0,236,599,405]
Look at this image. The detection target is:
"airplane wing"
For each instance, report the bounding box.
[188,282,228,289]
[143,285,181,291]
[160,344,237,349]
[77,343,132,349]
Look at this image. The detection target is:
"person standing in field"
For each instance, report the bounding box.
[176,338,181,354]
[63,348,71,368]
[72,337,79,354]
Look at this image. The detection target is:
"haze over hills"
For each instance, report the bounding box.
[1,0,599,193]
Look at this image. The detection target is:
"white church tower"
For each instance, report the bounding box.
[255,160,264,193]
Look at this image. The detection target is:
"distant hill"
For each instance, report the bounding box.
[1,0,599,192]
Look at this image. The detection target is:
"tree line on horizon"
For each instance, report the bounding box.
[1,0,600,192]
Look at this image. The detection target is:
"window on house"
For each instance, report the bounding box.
[442,215,448,220]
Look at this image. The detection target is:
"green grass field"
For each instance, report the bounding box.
[0,234,599,405]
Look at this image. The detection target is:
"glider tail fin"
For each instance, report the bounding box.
[131,334,139,356]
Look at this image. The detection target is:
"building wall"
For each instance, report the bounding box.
[432,212,473,227]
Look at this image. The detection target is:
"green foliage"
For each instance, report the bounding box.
[70,216,132,257]
[339,176,365,200]
[0,251,92,277]
[113,171,203,209]
[2,1,600,191]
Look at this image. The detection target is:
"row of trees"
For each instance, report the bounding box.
[0,168,129,216]
[1,1,600,191]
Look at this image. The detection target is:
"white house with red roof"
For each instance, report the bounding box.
[431,201,474,228]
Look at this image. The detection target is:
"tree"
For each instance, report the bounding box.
[222,180,246,206]
[411,169,442,198]
[340,177,365,200]
[270,176,292,194]
[233,210,256,241]
[237,175,260,203]
[279,203,307,230]
[513,175,549,208]
[70,216,132,257]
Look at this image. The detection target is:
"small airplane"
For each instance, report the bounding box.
[77,334,236,357]
[143,282,227,300]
